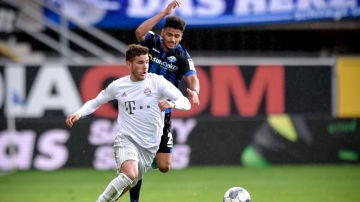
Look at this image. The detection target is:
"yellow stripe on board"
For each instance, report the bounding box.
[337,57,360,117]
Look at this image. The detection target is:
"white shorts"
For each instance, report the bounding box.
[113,135,155,187]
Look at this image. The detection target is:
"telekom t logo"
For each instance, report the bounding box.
[124,101,136,114]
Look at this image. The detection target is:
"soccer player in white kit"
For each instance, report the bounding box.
[65,44,191,202]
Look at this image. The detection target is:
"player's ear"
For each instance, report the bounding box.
[178,33,183,41]
[126,61,132,69]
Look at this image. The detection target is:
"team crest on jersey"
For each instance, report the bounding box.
[144,87,152,96]
[167,56,177,63]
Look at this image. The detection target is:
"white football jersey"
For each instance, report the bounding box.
[75,73,190,153]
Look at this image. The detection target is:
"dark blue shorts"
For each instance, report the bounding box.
[157,113,173,153]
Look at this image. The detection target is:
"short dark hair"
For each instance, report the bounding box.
[126,44,149,61]
[164,16,186,32]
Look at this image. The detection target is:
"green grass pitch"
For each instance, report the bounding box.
[1,165,360,202]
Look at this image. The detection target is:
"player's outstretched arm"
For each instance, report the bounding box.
[65,92,110,128]
[135,0,181,42]
[65,114,80,128]
[185,74,200,106]
[158,96,190,111]
[163,0,181,15]
[186,87,200,106]
[158,99,175,112]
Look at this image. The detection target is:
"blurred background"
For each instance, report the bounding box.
[1,0,360,171]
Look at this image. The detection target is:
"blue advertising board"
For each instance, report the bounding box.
[45,0,360,28]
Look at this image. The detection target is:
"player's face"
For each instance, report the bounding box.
[161,27,183,50]
[128,54,149,81]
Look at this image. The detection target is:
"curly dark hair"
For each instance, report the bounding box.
[164,16,186,32]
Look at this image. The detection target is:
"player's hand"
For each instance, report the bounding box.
[65,114,80,128]
[159,99,175,111]
[186,88,200,106]
[163,0,181,15]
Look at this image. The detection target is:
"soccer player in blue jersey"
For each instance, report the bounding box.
[130,0,200,201]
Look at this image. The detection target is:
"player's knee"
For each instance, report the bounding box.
[159,167,170,173]
[158,163,171,173]
[120,165,138,180]
[124,172,138,180]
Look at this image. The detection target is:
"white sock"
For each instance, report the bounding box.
[96,173,133,202]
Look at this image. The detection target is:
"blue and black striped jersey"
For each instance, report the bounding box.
[140,31,197,88]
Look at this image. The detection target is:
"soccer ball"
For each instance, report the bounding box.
[223,187,251,202]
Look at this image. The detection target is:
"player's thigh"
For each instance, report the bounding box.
[114,141,139,179]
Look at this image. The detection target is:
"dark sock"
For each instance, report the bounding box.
[130,179,142,202]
